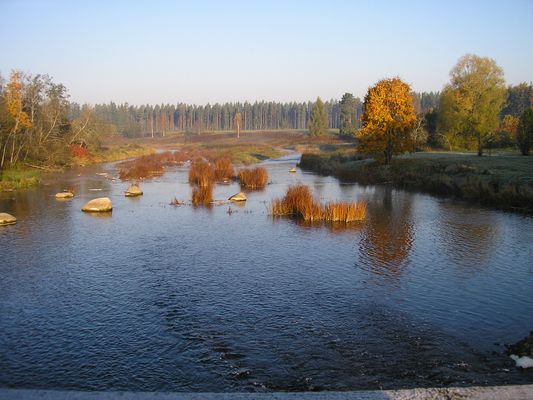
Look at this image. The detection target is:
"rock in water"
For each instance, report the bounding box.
[510,355,533,369]
[289,167,297,173]
[125,184,143,197]
[0,213,17,225]
[228,192,247,202]
[55,191,74,199]
[81,197,113,212]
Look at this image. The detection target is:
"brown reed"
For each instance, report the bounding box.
[191,184,213,207]
[238,167,268,189]
[188,160,215,187]
[214,157,235,182]
[269,184,366,223]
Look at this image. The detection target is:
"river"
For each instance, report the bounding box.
[0,154,532,391]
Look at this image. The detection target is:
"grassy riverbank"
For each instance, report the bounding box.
[299,151,533,213]
[0,168,41,192]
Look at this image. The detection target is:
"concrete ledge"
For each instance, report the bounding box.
[1,386,533,400]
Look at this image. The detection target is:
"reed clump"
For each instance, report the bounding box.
[269,184,366,223]
[214,157,235,182]
[188,160,215,187]
[119,154,164,180]
[238,167,268,189]
[191,184,213,207]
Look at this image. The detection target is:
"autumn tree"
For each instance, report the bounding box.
[308,96,328,136]
[358,78,416,164]
[339,92,358,136]
[1,71,32,169]
[438,54,506,156]
[517,108,533,155]
[234,111,242,138]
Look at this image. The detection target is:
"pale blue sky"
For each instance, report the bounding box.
[1,0,532,105]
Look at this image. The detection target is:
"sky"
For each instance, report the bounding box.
[1,0,532,105]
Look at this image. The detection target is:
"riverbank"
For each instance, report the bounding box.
[0,143,155,192]
[299,151,533,213]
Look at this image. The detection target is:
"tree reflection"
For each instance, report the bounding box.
[359,188,414,279]
[437,205,497,273]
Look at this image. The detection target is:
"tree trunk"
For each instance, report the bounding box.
[477,133,483,156]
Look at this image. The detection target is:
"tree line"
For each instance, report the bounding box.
[68,93,439,138]
[1,54,531,173]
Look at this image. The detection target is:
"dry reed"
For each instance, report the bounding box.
[192,185,213,207]
[188,160,215,187]
[214,157,235,182]
[238,167,268,189]
[269,184,366,223]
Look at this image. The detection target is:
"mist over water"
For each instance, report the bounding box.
[1,157,532,391]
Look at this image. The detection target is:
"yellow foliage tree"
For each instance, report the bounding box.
[1,71,32,168]
[358,78,416,164]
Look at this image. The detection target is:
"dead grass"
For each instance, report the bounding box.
[118,154,165,180]
[270,184,366,223]
[188,160,215,187]
[214,157,235,182]
[238,167,268,189]
[192,185,213,207]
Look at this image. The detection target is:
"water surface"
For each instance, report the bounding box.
[1,156,532,391]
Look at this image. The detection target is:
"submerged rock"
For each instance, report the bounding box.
[228,192,247,202]
[81,197,113,212]
[55,191,74,199]
[507,331,533,357]
[125,184,143,197]
[0,213,17,225]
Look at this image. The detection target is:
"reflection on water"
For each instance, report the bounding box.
[1,158,532,391]
[359,188,414,279]
[438,206,497,274]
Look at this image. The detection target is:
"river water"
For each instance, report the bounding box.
[1,155,532,391]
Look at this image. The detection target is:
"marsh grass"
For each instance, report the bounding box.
[270,184,366,223]
[0,168,41,191]
[214,157,235,182]
[238,167,268,189]
[188,160,215,187]
[192,185,213,207]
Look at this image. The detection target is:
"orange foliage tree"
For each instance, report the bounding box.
[358,78,416,164]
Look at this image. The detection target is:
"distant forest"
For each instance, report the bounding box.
[69,93,440,137]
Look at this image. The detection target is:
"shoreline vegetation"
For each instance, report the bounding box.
[299,150,533,214]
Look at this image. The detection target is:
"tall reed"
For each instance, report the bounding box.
[269,184,366,223]
[214,157,235,182]
[238,167,268,189]
[188,160,215,187]
[192,185,213,207]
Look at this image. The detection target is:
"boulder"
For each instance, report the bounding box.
[82,197,113,212]
[125,184,143,197]
[0,213,17,226]
[289,167,297,173]
[55,191,74,199]
[228,192,247,202]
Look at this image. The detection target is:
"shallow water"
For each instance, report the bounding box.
[1,155,532,391]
